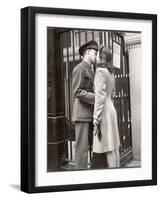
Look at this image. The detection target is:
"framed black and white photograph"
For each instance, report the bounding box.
[21,6,157,193]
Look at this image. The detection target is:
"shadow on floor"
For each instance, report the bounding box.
[124,159,141,167]
[10,184,20,191]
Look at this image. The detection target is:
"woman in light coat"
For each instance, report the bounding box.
[93,46,120,168]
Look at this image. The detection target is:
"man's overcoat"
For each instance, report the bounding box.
[72,61,95,122]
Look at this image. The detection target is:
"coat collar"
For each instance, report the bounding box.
[97,61,114,73]
[82,60,92,68]
[81,61,94,78]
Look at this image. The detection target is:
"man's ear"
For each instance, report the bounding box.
[86,49,90,55]
[83,49,89,56]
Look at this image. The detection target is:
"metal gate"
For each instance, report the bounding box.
[60,29,133,168]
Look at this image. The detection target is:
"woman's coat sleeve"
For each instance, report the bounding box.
[93,68,106,123]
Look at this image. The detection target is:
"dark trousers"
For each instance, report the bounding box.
[75,122,93,169]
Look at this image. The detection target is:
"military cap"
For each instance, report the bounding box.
[79,40,98,56]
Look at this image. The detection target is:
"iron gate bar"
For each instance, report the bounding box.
[108,32,110,47]
[104,31,106,46]
[85,31,87,42]
[92,31,94,40]
[99,31,102,45]
[72,30,75,64]
[126,52,133,147]
[60,33,67,161]
[66,45,73,160]
[124,55,129,150]
[78,30,81,60]
[120,39,124,151]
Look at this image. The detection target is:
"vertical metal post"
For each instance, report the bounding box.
[60,33,68,160]
[78,30,81,61]
[92,30,94,40]
[104,31,106,46]
[85,31,88,42]
[99,31,103,45]
[108,32,110,48]
[66,42,73,160]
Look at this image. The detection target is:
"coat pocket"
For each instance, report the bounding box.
[78,101,93,118]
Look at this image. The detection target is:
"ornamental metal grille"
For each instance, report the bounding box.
[47,28,133,171]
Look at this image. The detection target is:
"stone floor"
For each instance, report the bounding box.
[124,159,141,168]
[61,159,141,171]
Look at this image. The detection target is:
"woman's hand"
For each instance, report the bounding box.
[93,124,98,136]
[93,120,102,140]
[111,89,116,99]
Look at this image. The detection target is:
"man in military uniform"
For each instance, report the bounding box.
[72,40,98,169]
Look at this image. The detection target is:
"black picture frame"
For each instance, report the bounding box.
[21,6,157,193]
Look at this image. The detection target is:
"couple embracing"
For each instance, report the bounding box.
[72,40,120,170]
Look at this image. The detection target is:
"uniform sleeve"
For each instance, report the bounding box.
[93,68,106,123]
[72,68,95,104]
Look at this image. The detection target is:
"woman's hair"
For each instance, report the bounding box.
[98,46,114,73]
[99,46,112,63]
